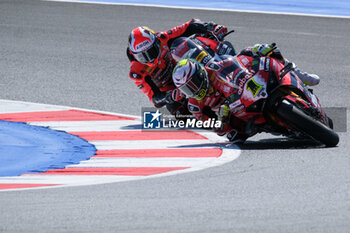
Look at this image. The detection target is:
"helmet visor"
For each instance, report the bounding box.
[178,67,207,100]
[133,42,160,63]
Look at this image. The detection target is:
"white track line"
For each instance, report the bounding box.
[0,175,144,185]
[91,139,217,150]
[67,157,217,168]
[29,120,141,131]
[0,100,68,113]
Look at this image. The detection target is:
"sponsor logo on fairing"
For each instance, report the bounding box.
[264,57,271,72]
[208,63,221,71]
[259,57,266,71]
[237,74,251,95]
[240,57,250,66]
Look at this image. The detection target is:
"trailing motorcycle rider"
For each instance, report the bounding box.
[127,19,235,117]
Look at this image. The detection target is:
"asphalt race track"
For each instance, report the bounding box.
[0,0,349,232]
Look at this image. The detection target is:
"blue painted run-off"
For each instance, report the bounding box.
[76,0,350,17]
[0,121,96,177]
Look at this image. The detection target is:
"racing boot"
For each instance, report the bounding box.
[294,68,320,86]
[284,60,320,86]
[227,130,248,144]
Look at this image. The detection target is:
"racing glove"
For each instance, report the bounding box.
[253,43,285,61]
[207,22,228,41]
[253,43,275,56]
[152,91,173,108]
[215,104,231,136]
[171,88,185,102]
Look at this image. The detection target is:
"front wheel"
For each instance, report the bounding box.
[276,100,339,147]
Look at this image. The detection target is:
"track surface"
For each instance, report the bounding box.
[0,0,349,232]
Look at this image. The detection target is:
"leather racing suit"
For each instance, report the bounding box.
[187,55,252,140]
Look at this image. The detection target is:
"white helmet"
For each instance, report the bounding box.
[172,59,209,100]
[128,26,160,63]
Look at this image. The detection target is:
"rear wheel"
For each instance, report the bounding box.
[276,100,339,147]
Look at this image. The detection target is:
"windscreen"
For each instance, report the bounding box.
[170,37,212,64]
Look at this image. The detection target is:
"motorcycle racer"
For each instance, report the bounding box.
[172,47,321,143]
[172,57,251,143]
[127,19,235,116]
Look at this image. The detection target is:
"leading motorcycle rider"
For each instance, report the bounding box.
[172,57,250,143]
[171,47,320,143]
[127,19,233,116]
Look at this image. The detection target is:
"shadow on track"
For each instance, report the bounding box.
[121,124,323,150]
[238,137,323,150]
[174,137,323,150]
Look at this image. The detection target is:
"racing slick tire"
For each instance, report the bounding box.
[276,100,339,147]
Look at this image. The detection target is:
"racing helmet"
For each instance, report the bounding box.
[128,26,160,63]
[172,59,209,100]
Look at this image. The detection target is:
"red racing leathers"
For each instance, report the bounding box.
[127,19,233,114]
[187,55,255,137]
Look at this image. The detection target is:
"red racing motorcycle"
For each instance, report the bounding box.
[171,37,339,147]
